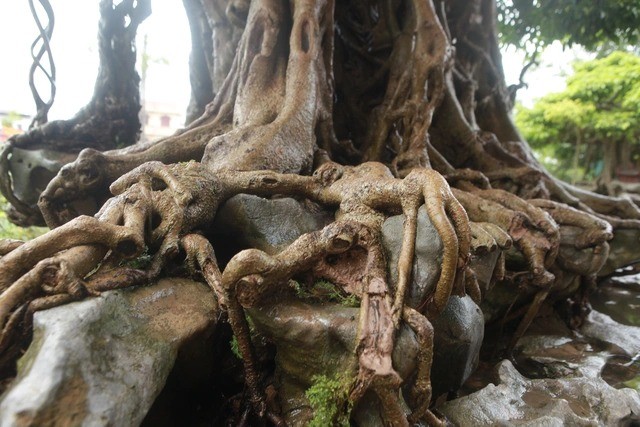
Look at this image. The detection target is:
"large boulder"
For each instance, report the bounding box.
[383,206,487,396]
[382,205,444,308]
[431,295,484,397]
[218,196,492,404]
[0,278,218,427]
[248,301,422,426]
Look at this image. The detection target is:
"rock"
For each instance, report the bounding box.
[248,300,421,426]
[581,310,640,356]
[382,205,443,308]
[7,147,77,206]
[439,359,640,426]
[213,194,333,254]
[600,227,640,276]
[441,309,640,426]
[383,207,487,396]
[0,278,218,427]
[431,295,484,397]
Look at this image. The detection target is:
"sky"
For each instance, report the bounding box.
[0,1,586,121]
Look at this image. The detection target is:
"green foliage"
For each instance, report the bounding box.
[0,195,47,241]
[498,0,640,51]
[122,247,152,269]
[290,279,360,307]
[230,335,242,359]
[1,111,22,128]
[515,51,640,180]
[305,373,353,427]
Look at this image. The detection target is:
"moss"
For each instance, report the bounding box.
[230,335,242,359]
[305,373,353,427]
[229,314,257,360]
[623,376,640,392]
[121,247,152,269]
[15,328,45,376]
[289,279,360,307]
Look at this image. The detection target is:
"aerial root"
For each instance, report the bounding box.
[404,169,470,318]
[402,306,433,422]
[0,240,24,256]
[444,168,491,189]
[0,215,144,293]
[0,250,97,354]
[464,267,482,304]
[530,199,613,249]
[361,0,449,171]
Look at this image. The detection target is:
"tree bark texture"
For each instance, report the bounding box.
[0,0,638,425]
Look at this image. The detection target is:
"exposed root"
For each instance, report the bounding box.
[219,220,444,424]
[0,161,222,359]
[452,187,557,287]
[2,0,640,424]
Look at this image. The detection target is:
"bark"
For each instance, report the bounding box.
[0,0,638,424]
[0,0,150,225]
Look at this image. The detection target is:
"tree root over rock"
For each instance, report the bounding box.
[1,0,640,425]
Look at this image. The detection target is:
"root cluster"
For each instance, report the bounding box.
[1,0,638,425]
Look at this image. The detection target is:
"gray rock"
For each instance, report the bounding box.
[439,359,640,426]
[440,309,640,426]
[600,227,640,276]
[214,194,333,254]
[7,146,77,206]
[581,310,640,356]
[382,205,443,308]
[0,278,218,427]
[431,295,484,396]
[248,301,421,426]
[383,207,487,397]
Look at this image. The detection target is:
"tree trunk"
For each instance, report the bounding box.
[0,0,638,424]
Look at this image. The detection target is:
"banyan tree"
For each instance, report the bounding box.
[0,0,639,425]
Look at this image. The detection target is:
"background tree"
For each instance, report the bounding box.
[516,51,640,191]
[497,0,640,51]
[0,0,639,425]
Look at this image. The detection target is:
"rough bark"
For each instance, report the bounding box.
[0,0,638,425]
[0,0,150,226]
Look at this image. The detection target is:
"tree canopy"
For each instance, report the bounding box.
[516,51,640,183]
[498,0,640,50]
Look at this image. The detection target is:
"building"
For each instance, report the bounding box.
[140,101,186,143]
[0,111,31,142]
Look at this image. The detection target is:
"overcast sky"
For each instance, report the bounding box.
[0,1,584,122]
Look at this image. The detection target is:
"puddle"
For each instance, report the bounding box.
[591,275,640,327]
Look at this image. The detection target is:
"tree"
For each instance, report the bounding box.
[497,0,640,51]
[516,51,640,191]
[0,0,639,425]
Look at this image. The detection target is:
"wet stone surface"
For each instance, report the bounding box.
[213,194,333,255]
[440,278,640,426]
[0,279,218,427]
[439,358,640,426]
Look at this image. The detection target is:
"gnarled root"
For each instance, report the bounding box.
[216,214,454,425]
[37,115,228,228]
[0,161,221,366]
[452,187,558,287]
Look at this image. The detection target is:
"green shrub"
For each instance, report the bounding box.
[0,195,47,240]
